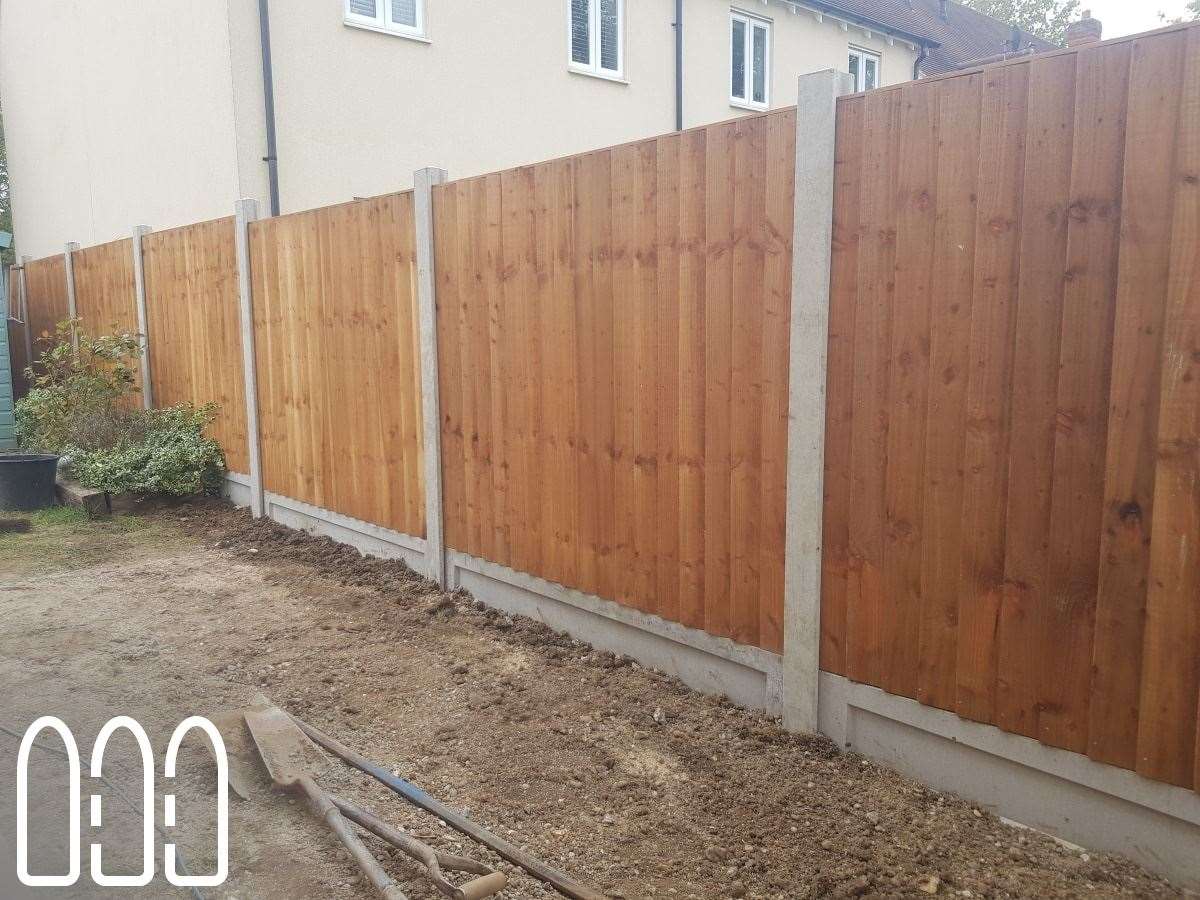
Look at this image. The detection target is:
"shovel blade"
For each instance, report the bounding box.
[244,701,328,789]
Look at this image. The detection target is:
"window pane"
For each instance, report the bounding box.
[731,18,746,99]
[864,57,878,90]
[600,0,619,71]
[752,24,767,103]
[572,0,591,65]
[390,0,416,27]
[848,52,860,91]
[348,0,377,17]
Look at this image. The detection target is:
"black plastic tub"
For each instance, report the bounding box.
[0,454,61,511]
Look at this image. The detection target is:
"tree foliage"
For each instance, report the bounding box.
[0,101,12,267]
[961,0,1080,45]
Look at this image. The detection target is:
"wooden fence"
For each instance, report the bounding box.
[821,26,1200,788]
[249,193,426,538]
[23,254,69,352]
[9,23,1199,793]
[143,217,249,474]
[435,112,796,652]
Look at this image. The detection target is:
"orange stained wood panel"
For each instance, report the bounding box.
[22,254,70,354]
[248,193,425,539]
[142,217,250,474]
[822,24,1200,791]
[435,110,796,653]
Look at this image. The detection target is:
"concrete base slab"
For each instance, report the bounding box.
[448,550,783,715]
[222,473,426,572]
[819,672,1200,889]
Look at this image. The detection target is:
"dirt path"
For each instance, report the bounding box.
[0,499,1187,899]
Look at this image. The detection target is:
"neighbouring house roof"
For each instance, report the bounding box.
[811,0,1058,75]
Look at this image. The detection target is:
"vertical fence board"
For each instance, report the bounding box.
[915,73,980,709]
[821,97,864,675]
[844,88,900,686]
[996,56,1077,739]
[953,64,1028,724]
[880,83,939,699]
[1137,26,1200,790]
[1039,42,1130,753]
[22,255,69,350]
[1088,32,1187,768]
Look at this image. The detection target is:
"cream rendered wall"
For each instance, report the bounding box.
[243,0,679,213]
[0,0,244,259]
[685,1,917,128]
[234,0,916,214]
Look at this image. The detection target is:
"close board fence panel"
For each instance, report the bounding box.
[822,26,1200,789]
[143,217,250,474]
[73,238,137,336]
[22,254,69,350]
[248,193,426,539]
[72,237,141,396]
[435,109,797,653]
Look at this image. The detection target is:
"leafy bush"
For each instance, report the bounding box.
[70,405,226,496]
[15,322,140,453]
[15,321,226,496]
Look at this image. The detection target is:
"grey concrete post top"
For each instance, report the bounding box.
[235,197,261,221]
[132,224,152,238]
[65,241,80,252]
[414,167,448,189]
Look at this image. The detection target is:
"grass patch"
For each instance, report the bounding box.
[0,503,167,578]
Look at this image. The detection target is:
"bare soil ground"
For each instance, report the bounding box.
[0,497,1190,899]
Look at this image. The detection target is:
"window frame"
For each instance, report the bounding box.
[848,46,882,92]
[344,0,427,41]
[568,0,626,82]
[730,10,771,110]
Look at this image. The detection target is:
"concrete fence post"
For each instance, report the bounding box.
[131,225,154,409]
[413,167,448,586]
[782,69,855,734]
[64,242,80,352]
[234,198,266,519]
[19,256,33,367]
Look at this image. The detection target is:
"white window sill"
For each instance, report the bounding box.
[730,98,769,111]
[343,19,431,44]
[568,65,629,85]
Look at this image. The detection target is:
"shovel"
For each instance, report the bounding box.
[245,701,507,900]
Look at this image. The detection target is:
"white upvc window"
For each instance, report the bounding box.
[848,47,882,92]
[345,0,425,39]
[731,11,771,109]
[569,0,625,80]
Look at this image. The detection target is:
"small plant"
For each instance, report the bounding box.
[14,321,226,496]
[15,320,141,453]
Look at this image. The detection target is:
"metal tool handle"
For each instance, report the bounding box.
[297,717,607,900]
[298,776,409,900]
[456,872,509,900]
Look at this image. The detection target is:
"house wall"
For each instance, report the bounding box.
[230,0,917,213]
[0,0,245,259]
[0,0,917,255]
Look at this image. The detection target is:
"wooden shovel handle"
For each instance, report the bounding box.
[456,871,508,900]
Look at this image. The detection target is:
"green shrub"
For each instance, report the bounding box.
[15,321,227,496]
[71,405,226,496]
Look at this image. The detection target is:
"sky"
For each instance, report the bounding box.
[1082,0,1192,37]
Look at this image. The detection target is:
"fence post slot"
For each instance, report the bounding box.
[782,69,854,734]
[234,198,267,519]
[19,256,33,368]
[131,225,154,409]
[64,242,80,352]
[414,166,448,587]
